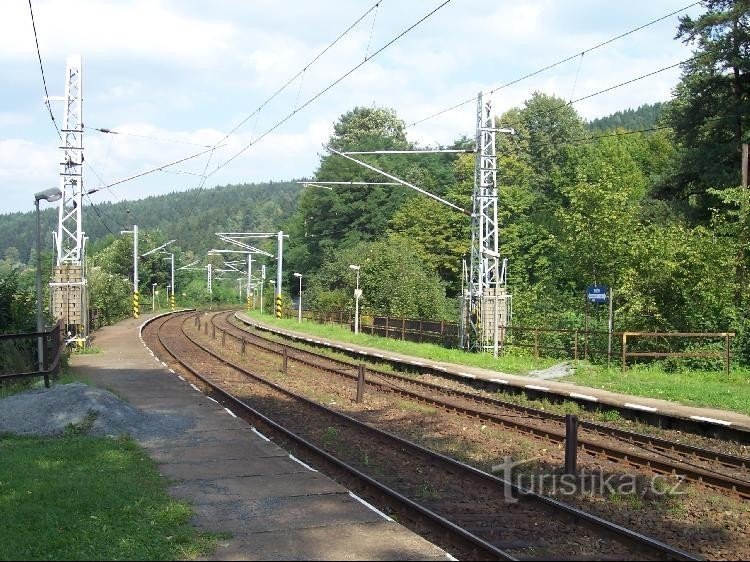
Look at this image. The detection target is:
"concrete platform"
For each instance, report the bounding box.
[70,313,451,561]
[235,311,750,434]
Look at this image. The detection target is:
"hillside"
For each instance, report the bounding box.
[587,102,665,133]
[0,181,303,264]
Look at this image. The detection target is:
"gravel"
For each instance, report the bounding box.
[0,382,193,439]
[527,361,574,380]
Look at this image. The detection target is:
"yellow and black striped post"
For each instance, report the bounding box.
[170,293,175,311]
[133,291,140,319]
[275,295,282,319]
[246,295,252,311]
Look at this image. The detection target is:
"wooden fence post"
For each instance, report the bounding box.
[621,333,627,373]
[574,330,578,361]
[401,318,406,341]
[534,329,539,359]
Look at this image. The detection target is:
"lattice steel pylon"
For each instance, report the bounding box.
[55,55,84,266]
[461,92,512,354]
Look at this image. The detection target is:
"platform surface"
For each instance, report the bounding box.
[71,313,450,561]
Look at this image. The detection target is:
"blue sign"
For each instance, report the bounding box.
[586,285,608,303]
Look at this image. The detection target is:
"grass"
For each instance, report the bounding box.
[568,362,750,416]
[0,433,220,560]
[241,310,750,417]
[242,310,557,374]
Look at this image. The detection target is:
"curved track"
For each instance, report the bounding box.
[145,311,699,561]
[220,311,750,500]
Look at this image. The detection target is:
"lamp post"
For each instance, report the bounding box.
[152,283,157,312]
[349,264,361,334]
[34,188,62,386]
[293,273,302,323]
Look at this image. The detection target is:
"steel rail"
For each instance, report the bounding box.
[168,312,699,561]
[146,312,514,561]
[219,312,750,498]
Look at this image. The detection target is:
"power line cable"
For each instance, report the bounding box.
[180,1,391,223]
[206,0,452,181]
[406,1,700,129]
[215,0,384,148]
[89,127,213,148]
[27,0,61,140]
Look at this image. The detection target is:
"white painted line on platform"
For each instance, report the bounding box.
[624,403,658,412]
[445,553,459,562]
[161,361,167,367]
[348,492,393,522]
[525,384,550,391]
[374,353,384,358]
[570,393,598,402]
[207,396,219,404]
[168,368,175,374]
[224,407,237,418]
[690,415,732,426]
[412,361,425,366]
[344,347,354,352]
[190,383,200,391]
[314,340,321,344]
[490,378,508,384]
[289,454,318,472]
[178,375,185,381]
[251,427,271,442]
[459,372,476,379]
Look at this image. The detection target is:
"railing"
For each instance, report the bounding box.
[0,320,64,388]
[622,332,734,375]
[277,307,735,371]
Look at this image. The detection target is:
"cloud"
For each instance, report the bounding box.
[1,0,235,64]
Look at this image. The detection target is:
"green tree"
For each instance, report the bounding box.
[306,237,452,320]
[661,0,750,206]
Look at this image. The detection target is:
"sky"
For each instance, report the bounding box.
[0,0,703,215]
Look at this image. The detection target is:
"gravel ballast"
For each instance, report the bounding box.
[0,382,193,439]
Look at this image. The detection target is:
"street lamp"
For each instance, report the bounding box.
[152,283,157,312]
[349,265,361,334]
[293,273,302,323]
[34,188,62,385]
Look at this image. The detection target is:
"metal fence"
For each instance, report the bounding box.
[0,320,64,387]
[279,307,735,370]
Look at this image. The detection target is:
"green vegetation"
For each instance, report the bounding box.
[1,3,749,396]
[243,309,556,374]
[568,363,750,416]
[0,434,219,560]
[246,310,750,415]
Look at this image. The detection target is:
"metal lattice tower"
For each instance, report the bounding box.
[56,55,84,266]
[462,92,510,354]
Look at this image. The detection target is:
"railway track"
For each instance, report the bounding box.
[212,310,750,500]
[145,311,699,561]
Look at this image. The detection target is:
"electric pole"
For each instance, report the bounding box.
[49,55,88,343]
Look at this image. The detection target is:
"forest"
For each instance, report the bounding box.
[1,1,748,361]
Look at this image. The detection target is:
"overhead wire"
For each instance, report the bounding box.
[28,0,126,238]
[205,0,453,181]
[179,1,392,222]
[406,1,701,129]
[89,127,213,148]
[215,0,384,148]
[27,0,60,141]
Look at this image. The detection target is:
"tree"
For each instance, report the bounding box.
[306,237,452,320]
[661,0,750,206]
[286,106,460,277]
[389,154,473,296]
